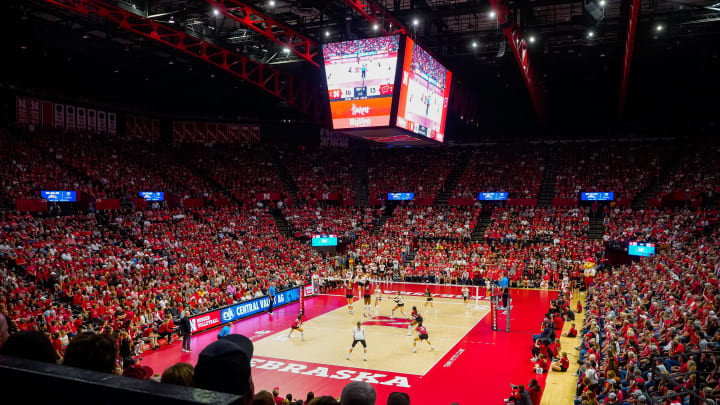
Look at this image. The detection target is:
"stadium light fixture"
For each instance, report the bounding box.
[489,10,496,18]
[413,18,419,26]
[213,8,219,16]
[529,36,536,43]
[169,16,174,24]
[373,24,379,31]
[472,41,478,48]
[324,30,330,37]
[268,0,275,6]
[283,47,290,53]
[587,30,595,38]
[656,24,664,31]
[599,0,606,6]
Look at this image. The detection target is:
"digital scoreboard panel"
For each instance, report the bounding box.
[41,191,77,202]
[139,191,164,201]
[396,37,452,142]
[312,235,339,247]
[628,242,655,257]
[323,36,400,129]
[581,192,614,201]
[388,192,415,200]
[477,192,508,201]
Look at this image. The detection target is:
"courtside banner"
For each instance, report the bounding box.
[190,287,301,334]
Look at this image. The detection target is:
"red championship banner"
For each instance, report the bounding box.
[16,97,28,124]
[29,99,41,127]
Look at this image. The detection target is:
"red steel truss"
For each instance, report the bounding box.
[618,0,640,115]
[489,0,545,121]
[43,0,328,124]
[206,0,320,67]
[341,0,407,35]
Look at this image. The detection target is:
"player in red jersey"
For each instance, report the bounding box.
[287,314,304,341]
[345,280,355,315]
[413,322,434,353]
[407,306,423,336]
[362,280,374,317]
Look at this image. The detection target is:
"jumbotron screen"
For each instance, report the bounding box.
[396,37,452,142]
[323,36,400,129]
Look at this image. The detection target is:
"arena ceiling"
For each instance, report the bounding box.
[2,0,719,139]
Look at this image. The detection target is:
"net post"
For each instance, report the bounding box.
[506,297,512,332]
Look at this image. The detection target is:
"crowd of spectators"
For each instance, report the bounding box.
[383,206,479,239]
[410,43,447,89]
[603,208,717,245]
[453,147,544,199]
[484,207,590,242]
[282,147,356,201]
[659,145,720,195]
[367,148,453,201]
[554,144,665,200]
[283,205,378,241]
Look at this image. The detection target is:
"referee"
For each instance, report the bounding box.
[346,321,368,361]
[268,282,276,315]
[499,272,510,309]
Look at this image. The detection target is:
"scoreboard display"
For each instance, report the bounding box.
[396,37,452,142]
[323,36,400,129]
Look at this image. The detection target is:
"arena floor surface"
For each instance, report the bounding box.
[141,284,558,404]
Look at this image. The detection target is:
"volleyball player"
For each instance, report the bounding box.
[287,314,304,341]
[391,292,407,319]
[346,321,367,361]
[362,280,373,317]
[345,281,355,315]
[407,306,423,336]
[462,285,470,309]
[374,286,382,316]
[412,322,435,353]
[423,287,437,314]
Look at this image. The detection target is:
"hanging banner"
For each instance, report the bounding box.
[41,101,53,128]
[16,97,28,124]
[87,109,97,132]
[54,104,65,128]
[65,105,76,129]
[97,110,106,133]
[108,112,117,135]
[76,107,87,130]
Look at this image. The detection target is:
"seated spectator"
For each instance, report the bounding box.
[309,397,338,405]
[340,382,376,405]
[62,332,118,374]
[161,362,195,387]
[194,334,254,404]
[0,331,58,363]
[0,313,8,350]
[253,390,275,405]
[386,392,410,405]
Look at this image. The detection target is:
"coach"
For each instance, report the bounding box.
[180,310,192,352]
[268,283,276,315]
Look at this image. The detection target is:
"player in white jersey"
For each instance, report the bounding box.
[346,321,367,361]
[374,286,382,316]
[390,292,407,319]
[462,286,470,309]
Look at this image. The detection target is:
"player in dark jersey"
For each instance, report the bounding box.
[390,292,407,319]
[345,281,355,315]
[413,322,434,352]
[407,306,423,336]
[362,280,373,317]
[287,314,304,341]
[423,287,437,314]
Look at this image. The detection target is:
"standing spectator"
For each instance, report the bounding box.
[273,388,284,405]
[527,379,542,405]
[0,313,8,350]
[180,310,192,353]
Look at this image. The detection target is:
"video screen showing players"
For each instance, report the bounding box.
[396,38,452,142]
[322,36,399,129]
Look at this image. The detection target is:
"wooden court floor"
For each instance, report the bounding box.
[253,295,491,375]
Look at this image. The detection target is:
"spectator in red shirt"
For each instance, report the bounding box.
[551,352,570,372]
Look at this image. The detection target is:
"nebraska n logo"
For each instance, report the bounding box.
[362,316,411,329]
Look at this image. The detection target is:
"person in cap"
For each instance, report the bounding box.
[340,381,376,405]
[194,334,255,404]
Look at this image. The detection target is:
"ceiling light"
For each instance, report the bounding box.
[268,0,275,6]
[325,30,330,37]
[489,10,496,18]
[529,36,536,43]
[373,24,379,31]
[168,60,174,65]
[412,18,419,26]
[82,34,90,39]
[213,8,220,16]
[599,0,606,6]
[472,41,478,48]
[20,45,28,50]
[169,16,175,24]
[113,69,119,73]
[210,74,215,78]
[656,24,664,31]
[587,31,595,38]
[283,47,290,53]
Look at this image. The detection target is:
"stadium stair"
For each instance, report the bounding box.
[588,217,604,240]
[434,149,471,206]
[537,148,559,207]
[470,212,492,241]
[372,202,398,235]
[169,146,231,203]
[353,148,369,207]
[269,150,300,201]
[631,146,688,209]
[271,211,295,238]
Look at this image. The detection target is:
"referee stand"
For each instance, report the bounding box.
[490,285,512,332]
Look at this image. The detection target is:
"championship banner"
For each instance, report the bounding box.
[76,107,87,130]
[97,111,106,133]
[29,99,41,126]
[16,97,28,124]
[65,105,76,129]
[41,101,53,128]
[107,112,117,135]
[87,109,97,132]
[54,104,65,128]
